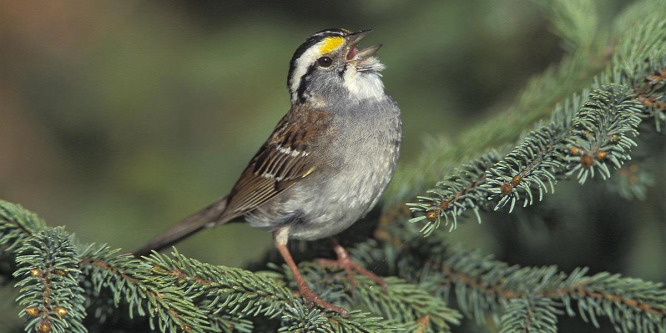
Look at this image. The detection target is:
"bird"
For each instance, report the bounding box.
[135,28,402,316]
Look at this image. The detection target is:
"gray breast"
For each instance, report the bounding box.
[248,97,401,240]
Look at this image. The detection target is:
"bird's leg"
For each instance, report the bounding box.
[316,239,388,292]
[274,227,349,317]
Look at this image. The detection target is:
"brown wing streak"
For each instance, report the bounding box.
[220,108,328,220]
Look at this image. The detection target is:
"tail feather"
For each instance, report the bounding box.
[134,195,230,257]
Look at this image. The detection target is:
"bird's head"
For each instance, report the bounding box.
[287,28,386,105]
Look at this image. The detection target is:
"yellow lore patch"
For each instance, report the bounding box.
[319,37,345,54]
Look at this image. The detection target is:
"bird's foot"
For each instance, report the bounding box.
[274,229,350,317]
[316,241,388,293]
[296,281,350,316]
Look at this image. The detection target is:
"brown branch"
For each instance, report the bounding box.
[39,267,52,333]
[442,265,520,300]
[0,217,32,238]
[445,173,488,211]
[563,284,665,317]
[80,256,191,330]
[155,264,293,308]
[424,172,490,223]
[524,305,532,333]
[442,263,666,318]
[80,257,139,284]
[415,315,430,333]
[635,68,666,112]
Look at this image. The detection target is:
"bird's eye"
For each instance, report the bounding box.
[317,56,333,67]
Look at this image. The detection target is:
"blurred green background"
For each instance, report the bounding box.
[1,0,570,263]
[4,0,660,331]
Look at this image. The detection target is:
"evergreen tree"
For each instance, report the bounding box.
[1,0,664,331]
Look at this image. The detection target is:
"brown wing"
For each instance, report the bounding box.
[133,107,329,255]
[218,107,329,221]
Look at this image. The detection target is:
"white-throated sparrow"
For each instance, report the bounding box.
[136,28,402,316]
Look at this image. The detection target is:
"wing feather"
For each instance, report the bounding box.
[218,107,329,221]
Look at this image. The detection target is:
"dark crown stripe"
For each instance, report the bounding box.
[287,28,352,95]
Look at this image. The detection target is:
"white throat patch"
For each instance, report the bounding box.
[289,36,387,103]
[342,67,386,100]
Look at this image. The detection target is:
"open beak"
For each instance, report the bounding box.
[345,30,382,62]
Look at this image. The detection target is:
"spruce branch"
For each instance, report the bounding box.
[438,248,666,333]
[612,0,666,132]
[287,262,461,332]
[353,275,461,331]
[0,0,664,332]
[14,228,86,333]
[1,201,461,332]
[146,250,295,329]
[499,297,560,333]
[278,306,411,333]
[408,63,660,233]
[484,124,563,212]
[0,201,44,252]
[386,0,615,204]
[401,0,665,233]
[446,249,666,332]
[562,85,642,184]
[635,67,666,131]
[146,251,434,332]
[352,225,666,333]
[407,150,501,235]
[79,244,210,332]
[557,269,666,333]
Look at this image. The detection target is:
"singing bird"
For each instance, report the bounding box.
[136,28,401,315]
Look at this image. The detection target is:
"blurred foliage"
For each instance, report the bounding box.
[0,0,571,265]
[3,0,664,332]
